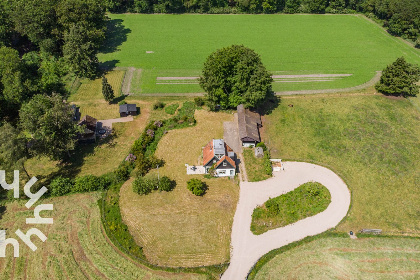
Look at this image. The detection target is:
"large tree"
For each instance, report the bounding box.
[63,23,99,78]
[375,57,420,97]
[0,122,30,178]
[199,45,273,110]
[19,94,82,160]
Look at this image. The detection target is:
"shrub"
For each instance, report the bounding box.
[49,176,74,196]
[164,103,179,115]
[256,142,267,151]
[415,37,420,49]
[158,176,176,192]
[74,175,108,193]
[132,176,155,195]
[194,97,205,106]
[187,178,207,196]
[118,100,127,105]
[114,161,134,182]
[153,101,165,110]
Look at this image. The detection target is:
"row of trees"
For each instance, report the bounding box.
[103,0,420,42]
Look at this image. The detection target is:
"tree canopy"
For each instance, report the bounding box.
[375,57,420,97]
[19,94,83,160]
[200,45,273,110]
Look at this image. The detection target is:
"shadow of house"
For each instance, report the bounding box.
[78,115,97,143]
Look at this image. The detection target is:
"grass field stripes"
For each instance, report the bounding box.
[155,74,353,85]
[156,76,200,85]
[272,73,352,83]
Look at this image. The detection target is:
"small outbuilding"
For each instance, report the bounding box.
[254,147,264,158]
[77,115,97,143]
[237,104,262,147]
[119,104,137,117]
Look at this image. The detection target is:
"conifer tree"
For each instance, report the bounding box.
[102,76,114,103]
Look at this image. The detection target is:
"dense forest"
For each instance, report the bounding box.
[103,0,420,42]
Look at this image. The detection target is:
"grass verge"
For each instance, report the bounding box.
[251,182,331,235]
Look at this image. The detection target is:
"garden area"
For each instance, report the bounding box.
[118,109,239,267]
[242,146,272,182]
[251,182,331,235]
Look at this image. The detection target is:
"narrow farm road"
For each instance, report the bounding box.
[221,162,351,280]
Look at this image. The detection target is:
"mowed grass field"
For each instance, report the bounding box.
[263,94,420,234]
[252,236,420,279]
[119,110,239,267]
[98,14,420,94]
[0,193,206,280]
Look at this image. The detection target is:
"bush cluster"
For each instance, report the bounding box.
[153,101,165,110]
[194,97,205,106]
[187,178,207,196]
[132,174,176,195]
[49,173,113,196]
[164,103,179,115]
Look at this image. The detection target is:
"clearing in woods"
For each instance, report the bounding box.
[98,14,420,94]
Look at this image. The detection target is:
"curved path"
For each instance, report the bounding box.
[221,162,351,280]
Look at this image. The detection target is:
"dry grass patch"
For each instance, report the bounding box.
[0,193,205,279]
[120,110,239,267]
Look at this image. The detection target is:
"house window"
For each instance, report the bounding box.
[223,162,227,167]
[230,170,234,175]
[219,170,226,175]
[213,159,216,163]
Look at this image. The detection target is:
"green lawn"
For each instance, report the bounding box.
[243,148,271,182]
[99,14,420,94]
[250,236,420,279]
[251,182,331,235]
[263,94,420,235]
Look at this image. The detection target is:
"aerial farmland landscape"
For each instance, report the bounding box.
[0,0,419,279]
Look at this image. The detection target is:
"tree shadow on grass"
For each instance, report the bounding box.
[100,19,131,54]
[259,95,281,116]
[41,134,118,186]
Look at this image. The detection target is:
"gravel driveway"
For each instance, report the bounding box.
[221,162,351,280]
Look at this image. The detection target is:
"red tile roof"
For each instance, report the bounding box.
[203,140,214,166]
[203,139,235,167]
[216,155,236,169]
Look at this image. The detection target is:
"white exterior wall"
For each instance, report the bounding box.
[216,169,235,177]
[242,142,255,148]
